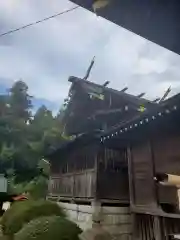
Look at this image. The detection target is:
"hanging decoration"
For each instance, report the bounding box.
[138,104,146,112]
[100,104,178,143]
[85,82,105,100]
[89,92,105,100]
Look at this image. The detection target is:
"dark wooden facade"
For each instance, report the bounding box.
[48,133,129,203]
[60,77,156,136]
[49,92,180,210]
[102,93,180,214]
[50,77,156,204]
[102,93,180,239]
[129,133,180,212]
[48,87,180,238]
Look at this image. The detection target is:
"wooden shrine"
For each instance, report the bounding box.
[47,73,180,239]
[102,93,180,239]
[47,132,131,239]
[47,131,129,203]
[60,76,156,136]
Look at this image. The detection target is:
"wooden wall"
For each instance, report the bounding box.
[130,141,156,207]
[49,144,129,202]
[97,148,129,202]
[153,134,180,175]
[134,215,180,240]
[49,144,97,199]
[49,170,96,198]
[129,132,180,210]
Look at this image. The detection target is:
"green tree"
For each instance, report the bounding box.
[0,80,66,194]
[0,95,9,117]
[9,80,32,122]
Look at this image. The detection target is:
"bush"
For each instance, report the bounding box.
[1,201,30,235]
[1,200,65,236]
[14,216,82,240]
[24,176,48,200]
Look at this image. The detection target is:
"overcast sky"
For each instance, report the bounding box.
[1,0,180,113]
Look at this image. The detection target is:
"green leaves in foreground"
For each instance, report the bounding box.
[2,200,65,236]
[15,216,82,240]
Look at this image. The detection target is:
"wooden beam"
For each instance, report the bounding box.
[83,56,95,80]
[92,108,123,117]
[153,98,160,103]
[137,92,145,98]
[120,87,128,92]
[159,87,171,103]
[102,81,110,87]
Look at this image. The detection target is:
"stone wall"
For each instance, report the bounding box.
[58,202,132,240]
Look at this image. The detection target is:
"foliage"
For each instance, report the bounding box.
[14,216,82,240]
[1,200,65,236]
[1,201,31,236]
[0,80,66,189]
[23,176,48,200]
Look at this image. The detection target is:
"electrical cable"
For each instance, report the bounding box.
[0,6,79,38]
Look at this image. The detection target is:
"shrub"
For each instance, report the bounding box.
[24,176,48,200]
[1,200,65,236]
[14,216,82,240]
[1,201,31,235]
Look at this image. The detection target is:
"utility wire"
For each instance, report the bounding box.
[0,6,79,38]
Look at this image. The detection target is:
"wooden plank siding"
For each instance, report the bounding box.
[130,141,157,207]
[133,214,180,240]
[49,143,130,202]
[49,143,98,199]
[152,134,180,175]
[49,170,96,198]
[97,148,129,201]
[128,131,180,213]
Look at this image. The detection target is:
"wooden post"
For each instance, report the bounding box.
[92,146,102,224]
[127,146,134,207]
[72,173,75,199]
[131,213,139,240]
[149,140,159,208]
[72,159,76,199]
[94,144,102,201]
[127,146,138,240]
[162,217,168,240]
[153,216,163,240]
[94,150,98,201]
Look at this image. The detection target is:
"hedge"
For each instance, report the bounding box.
[1,200,65,236]
[14,216,82,240]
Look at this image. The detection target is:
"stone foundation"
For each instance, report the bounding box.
[58,202,132,240]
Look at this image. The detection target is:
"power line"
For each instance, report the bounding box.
[0,6,79,38]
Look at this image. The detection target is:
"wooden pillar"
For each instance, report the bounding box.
[131,213,139,240]
[127,146,135,207]
[92,146,102,224]
[94,145,102,201]
[153,216,163,240]
[162,217,168,240]
[149,140,159,208]
[91,200,102,223]
[94,150,98,201]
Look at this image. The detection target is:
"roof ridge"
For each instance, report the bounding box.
[68,76,154,104]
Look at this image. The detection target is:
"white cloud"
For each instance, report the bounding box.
[135,58,168,75]
[0,0,180,108]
